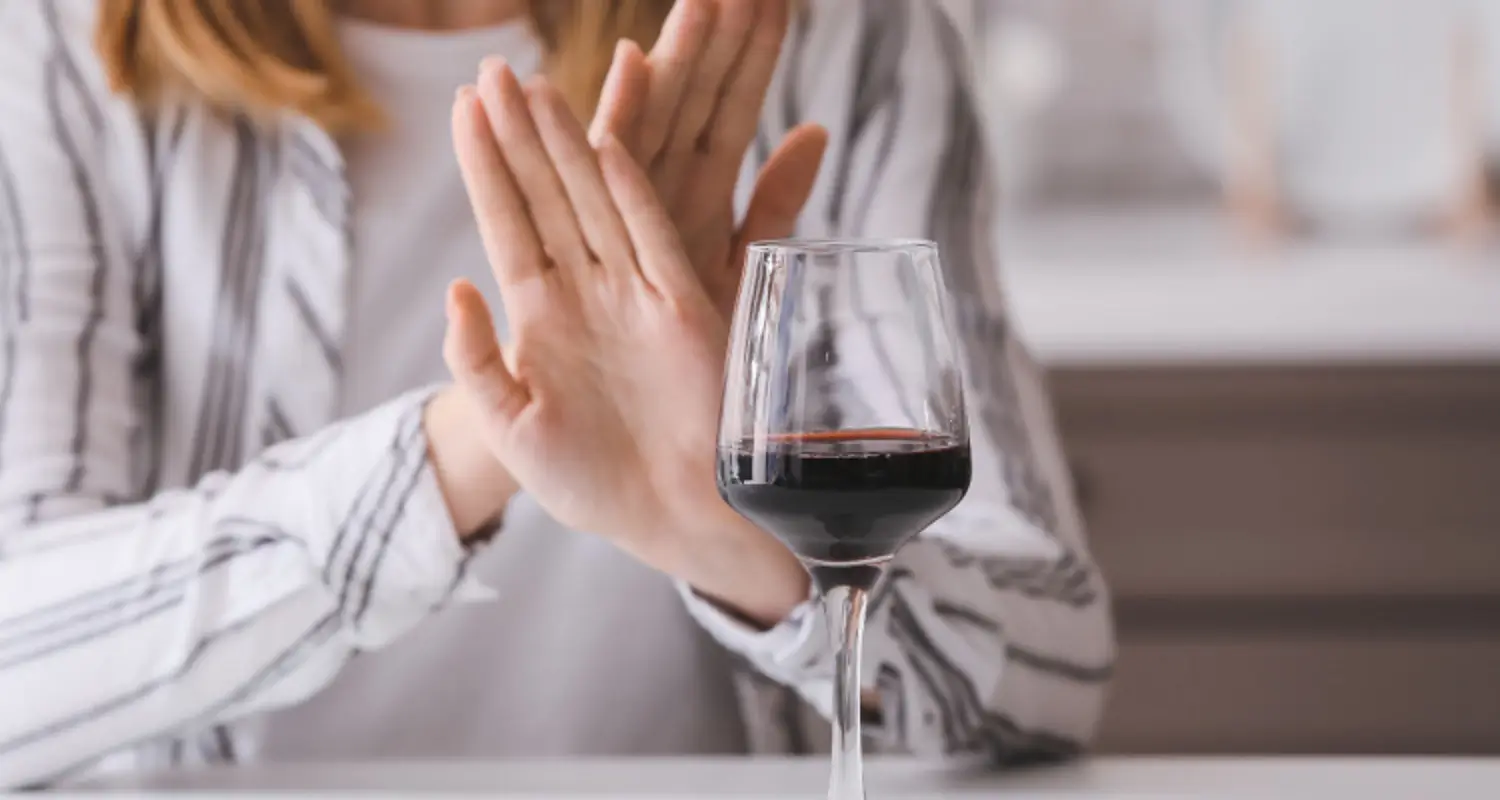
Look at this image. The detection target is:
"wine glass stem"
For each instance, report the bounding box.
[824,582,871,800]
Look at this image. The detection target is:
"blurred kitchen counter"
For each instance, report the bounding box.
[1002,210,1500,367]
[71,756,1500,797]
[998,212,1500,756]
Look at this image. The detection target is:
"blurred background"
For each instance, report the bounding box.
[943,0,1500,755]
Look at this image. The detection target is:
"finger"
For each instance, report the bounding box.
[705,0,790,158]
[477,58,592,271]
[589,39,649,151]
[677,0,791,218]
[657,0,759,199]
[597,135,699,300]
[637,0,715,163]
[444,279,529,424]
[528,78,638,279]
[452,85,549,295]
[736,123,828,249]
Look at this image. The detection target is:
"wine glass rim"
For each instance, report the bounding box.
[748,237,938,256]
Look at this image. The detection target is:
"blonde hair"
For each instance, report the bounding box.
[95,0,674,133]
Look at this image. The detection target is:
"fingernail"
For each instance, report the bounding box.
[479,55,507,81]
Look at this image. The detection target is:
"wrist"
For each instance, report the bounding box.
[424,385,519,541]
[670,502,810,630]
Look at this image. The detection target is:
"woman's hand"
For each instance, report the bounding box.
[447,61,807,626]
[588,0,828,316]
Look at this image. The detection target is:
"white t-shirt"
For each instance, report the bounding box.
[260,19,747,759]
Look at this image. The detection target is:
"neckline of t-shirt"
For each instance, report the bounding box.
[337,16,540,83]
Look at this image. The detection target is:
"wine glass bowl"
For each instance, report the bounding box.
[716,239,971,799]
[715,428,970,590]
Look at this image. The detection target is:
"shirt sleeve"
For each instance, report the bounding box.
[0,4,482,787]
[683,0,1115,763]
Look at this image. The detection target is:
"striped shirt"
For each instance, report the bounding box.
[0,0,1114,788]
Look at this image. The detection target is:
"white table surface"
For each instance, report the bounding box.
[1001,212,1500,367]
[61,756,1500,798]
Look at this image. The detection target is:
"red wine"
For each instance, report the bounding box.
[717,430,971,589]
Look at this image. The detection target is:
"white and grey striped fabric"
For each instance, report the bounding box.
[0,0,1114,788]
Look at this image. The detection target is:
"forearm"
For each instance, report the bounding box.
[860,539,1114,759]
[0,390,482,787]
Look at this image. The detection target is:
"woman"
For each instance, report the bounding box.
[1160,0,1495,240]
[0,0,1112,786]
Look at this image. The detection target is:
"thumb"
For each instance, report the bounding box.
[737,123,829,249]
[588,39,650,153]
[443,279,529,425]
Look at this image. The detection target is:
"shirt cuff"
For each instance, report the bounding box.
[306,386,495,648]
[675,580,833,687]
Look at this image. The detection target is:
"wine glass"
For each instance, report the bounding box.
[717,239,971,799]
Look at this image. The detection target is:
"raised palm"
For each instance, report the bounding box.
[448,64,730,567]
